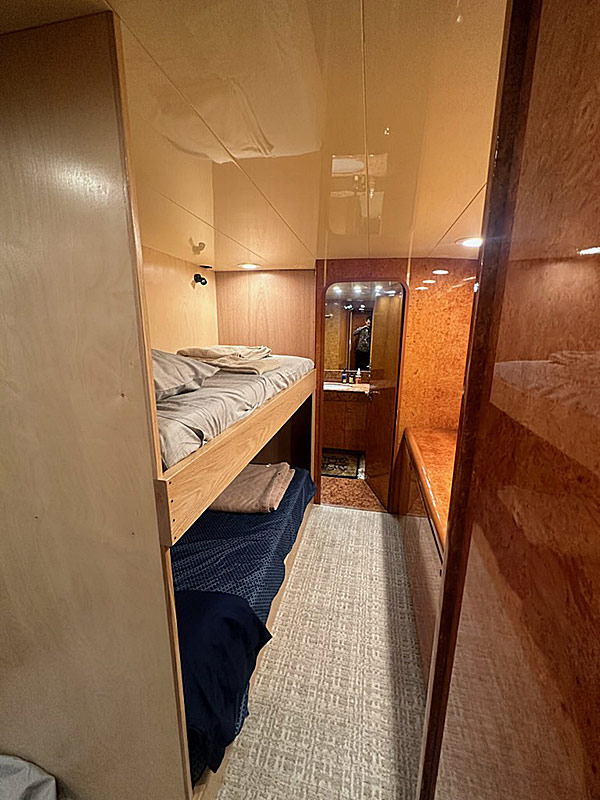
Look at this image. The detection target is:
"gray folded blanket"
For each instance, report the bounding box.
[209,462,295,513]
[178,344,281,374]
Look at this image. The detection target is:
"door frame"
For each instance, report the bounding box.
[314,258,409,507]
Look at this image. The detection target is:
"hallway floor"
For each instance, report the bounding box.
[321,476,385,511]
[216,505,425,800]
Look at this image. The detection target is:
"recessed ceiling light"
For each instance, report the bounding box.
[422,279,436,284]
[239,263,260,270]
[432,269,449,275]
[415,286,428,291]
[375,285,383,291]
[385,290,396,295]
[457,237,483,248]
[353,285,362,293]
[333,285,342,293]
[577,246,600,255]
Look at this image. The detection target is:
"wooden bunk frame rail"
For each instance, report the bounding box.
[155,369,316,545]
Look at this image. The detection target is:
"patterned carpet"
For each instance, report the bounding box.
[216,505,426,800]
[320,477,385,512]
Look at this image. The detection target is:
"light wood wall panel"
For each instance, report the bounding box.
[216,269,316,360]
[143,246,218,352]
[0,14,187,800]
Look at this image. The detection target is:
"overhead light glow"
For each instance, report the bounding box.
[333,285,342,293]
[422,279,436,284]
[375,285,383,291]
[432,269,449,275]
[457,237,483,248]
[415,286,428,291]
[385,290,396,295]
[239,263,260,270]
[577,246,600,256]
[353,285,362,293]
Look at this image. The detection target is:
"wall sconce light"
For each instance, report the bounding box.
[193,265,213,286]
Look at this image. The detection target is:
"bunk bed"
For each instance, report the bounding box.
[153,355,316,545]
[148,349,317,793]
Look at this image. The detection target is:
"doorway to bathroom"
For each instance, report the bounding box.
[320,279,405,511]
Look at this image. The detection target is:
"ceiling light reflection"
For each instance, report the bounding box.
[577,246,600,256]
[432,269,449,275]
[422,279,436,284]
[457,237,483,248]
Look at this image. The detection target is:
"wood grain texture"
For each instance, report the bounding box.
[398,259,476,433]
[142,246,219,353]
[322,392,367,451]
[156,371,316,544]
[216,270,316,359]
[0,13,188,800]
[417,1,539,795]
[436,1,600,796]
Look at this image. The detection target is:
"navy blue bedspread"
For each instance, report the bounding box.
[171,468,315,624]
[174,590,271,777]
[171,468,315,781]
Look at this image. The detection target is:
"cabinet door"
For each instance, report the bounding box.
[344,396,367,451]
[322,395,346,449]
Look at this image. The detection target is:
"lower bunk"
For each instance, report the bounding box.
[169,466,316,791]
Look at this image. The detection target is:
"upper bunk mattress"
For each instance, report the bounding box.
[157,354,314,469]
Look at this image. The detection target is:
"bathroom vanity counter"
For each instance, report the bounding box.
[323,382,370,393]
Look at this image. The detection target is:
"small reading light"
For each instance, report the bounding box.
[432,269,449,275]
[193,273,208,286]
[577,246,600,256]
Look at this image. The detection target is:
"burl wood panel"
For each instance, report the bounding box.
[216,269,316,360]
[398,259,476,432]
[143,246,219,352]
[436,2,600,798]
[0,14,188,800]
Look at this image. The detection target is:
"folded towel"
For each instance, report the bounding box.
[179,345,271,361]
[209,462,295,513]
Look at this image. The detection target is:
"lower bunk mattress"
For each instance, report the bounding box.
[171,467,315,782]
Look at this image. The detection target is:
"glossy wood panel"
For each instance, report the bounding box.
[322,391,367,451]
[432,1,600,798]
[398,259,476,433]
[215,269,316,360]
[143,247,218,352]
[0,14,188,799]
[365,292,404,506]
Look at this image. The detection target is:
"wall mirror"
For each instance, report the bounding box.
[324,281,404,380]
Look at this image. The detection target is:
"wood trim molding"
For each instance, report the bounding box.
[156,370,316,545]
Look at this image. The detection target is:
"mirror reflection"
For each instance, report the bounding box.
[324,281,404,384]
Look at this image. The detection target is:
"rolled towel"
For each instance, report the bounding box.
[209,462,295,513]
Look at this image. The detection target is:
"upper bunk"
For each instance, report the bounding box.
[152,355,316,546]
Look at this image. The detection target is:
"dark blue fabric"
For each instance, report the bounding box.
[171,469,315,624]
[171,468,315,781]
[174,590,271,780]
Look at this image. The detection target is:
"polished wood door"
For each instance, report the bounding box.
[365,292,404,506]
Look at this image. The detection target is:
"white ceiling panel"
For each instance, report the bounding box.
[2,0,507,269]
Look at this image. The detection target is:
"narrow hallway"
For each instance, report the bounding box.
[217,505,425,800]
